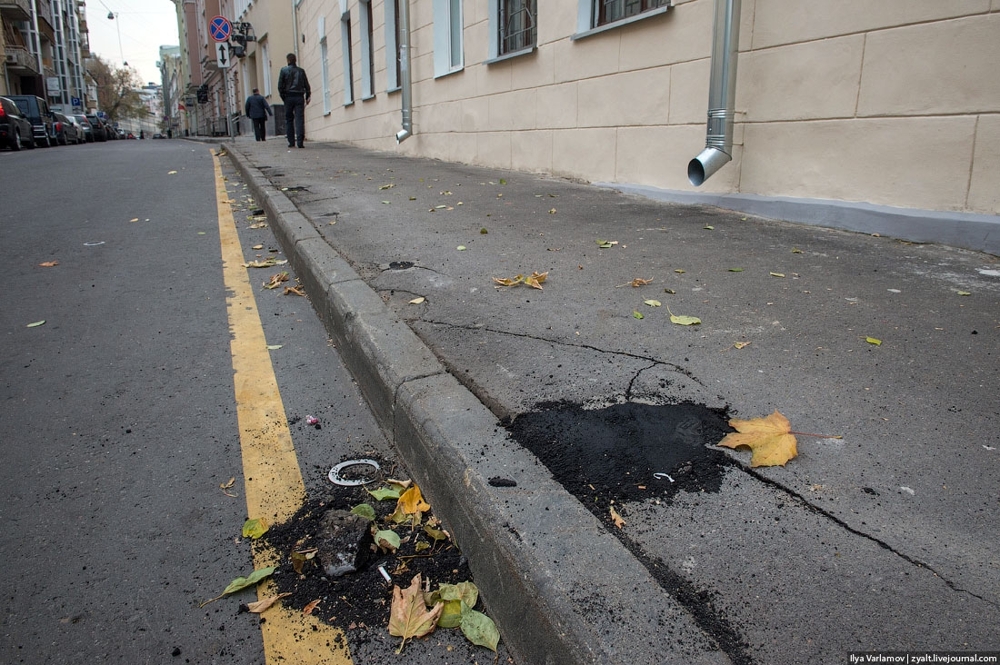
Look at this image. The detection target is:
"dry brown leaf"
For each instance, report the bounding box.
[610,506,626,529]
[630,278,653,287]
[39,261,59,267]
[264,272,289,289]
[246,593,291,614]
[303,599,321,615]
[389,574,444,654]
[717,411,798,467]
[284,285,306,297]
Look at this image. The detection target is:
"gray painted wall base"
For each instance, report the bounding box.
[599,184,1000,257]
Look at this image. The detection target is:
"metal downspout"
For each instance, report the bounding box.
[688,0,741,186]
[395,0,412,143]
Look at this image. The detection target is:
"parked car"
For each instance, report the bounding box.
[51,112,81,145]
[7,95,54,147]
[73,114,94,142]
[85,114,107,142]
[103,120,118,140]
[0,96,36,150]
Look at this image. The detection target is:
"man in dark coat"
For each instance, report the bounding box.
[244,88,272,141]
[277,53,311,148]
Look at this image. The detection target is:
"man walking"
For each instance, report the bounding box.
[277,53,311,148]
[244,88,272,141]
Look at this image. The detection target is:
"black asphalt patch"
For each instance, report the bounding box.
[507,401,733,504]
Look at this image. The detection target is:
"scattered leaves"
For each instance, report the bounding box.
[493,271,548,290]
[243,258,282,268]
[389,574,444,653]
[264,272,289,289]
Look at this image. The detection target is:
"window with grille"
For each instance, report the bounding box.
[498,0,535,56]
[594,0,667,27]
[385,0,402,91]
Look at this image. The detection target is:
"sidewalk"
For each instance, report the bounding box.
[222,135,1000,665]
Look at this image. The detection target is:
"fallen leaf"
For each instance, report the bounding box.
[596,239,618,248]
[480,228,488,234]
[734,341,751,349]
[523,271,547,290]
[667,307,701,326]
[129,217,139,222]
[26,320,45,328]
[674,269,685,274]
[252,244,264,250]
[249,223,268,229]
[549,208,557,214]
[460,603,500,652]
[242,518,269,539]
[378,183,395,190]
[266,344,283,350]
[167,170,177,175]
[39,261,59,267]
[728,268,743,272]
[957,291,971,296]
[375,530,402,553]
[630,278,652,287]
[389,574,444,653]
[368,487,402,501]
[291,547,319,574]
[264,272,289,289]
[663,288,676,294]
[283,285,306,297]
[866,337,882,346]
[632,310,644,320]
[303,599,321,615]
[792,248,803,253]
[644,299,661,307]
[456,245,467,251]
[201,566,276,607]
[243,258,278,268]
[610,506,626,528]
[220,477,236,489]
[409,297,426,304]
[770,272,786,278]
[246,593,291,614]
[717,411,797,468]
[350,503,376,521]
[704,225,714,230]
[390,485,432,524]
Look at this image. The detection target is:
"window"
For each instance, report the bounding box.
[340,9,354,105]
[321,37,331,113]
[385,0,402,91]
[260,41,271,97]
[359,0,375,99]
[498,0,535,56]
[595,0,666,26]
[433,0,463,77]
[574,0,668,37]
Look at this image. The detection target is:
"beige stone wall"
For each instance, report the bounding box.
[294,0,1000,215]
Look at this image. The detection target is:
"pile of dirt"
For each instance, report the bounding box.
[256,460,472,640]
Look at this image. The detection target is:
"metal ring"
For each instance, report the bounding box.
[328,459,381,486]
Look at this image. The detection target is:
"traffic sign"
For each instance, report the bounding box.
[216,42,230,68]
[209,16,232,42]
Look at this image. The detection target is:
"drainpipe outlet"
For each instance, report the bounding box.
[688,147,731,187]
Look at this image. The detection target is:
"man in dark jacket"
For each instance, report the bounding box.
[244,88,272,141]
[277,53,311,148]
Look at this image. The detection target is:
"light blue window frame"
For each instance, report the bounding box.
[359,0,375,100]
[433,0,464,78]
[340,6,354,105]
[573,0,670,41]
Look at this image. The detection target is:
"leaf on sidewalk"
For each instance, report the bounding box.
[610,506,626,529]
[242,518,268,539]
[389,574,444,653]
[717,411,797,468]
[460,603,500,652]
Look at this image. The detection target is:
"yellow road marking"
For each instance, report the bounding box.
[213,152,352,664]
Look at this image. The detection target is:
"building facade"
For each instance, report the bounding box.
[178,0,1000,226]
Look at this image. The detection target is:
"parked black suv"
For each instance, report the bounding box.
[0,96,36,150]
[7,95,54,147]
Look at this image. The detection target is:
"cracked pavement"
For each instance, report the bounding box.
[228,138,1000,663]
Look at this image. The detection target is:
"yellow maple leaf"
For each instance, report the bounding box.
[717,410,798,467]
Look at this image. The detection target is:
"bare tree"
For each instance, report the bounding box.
[87,56,150,124]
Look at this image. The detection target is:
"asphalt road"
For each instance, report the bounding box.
[0,140,505,664]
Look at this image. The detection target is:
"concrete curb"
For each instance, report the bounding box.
[224,146,731,665]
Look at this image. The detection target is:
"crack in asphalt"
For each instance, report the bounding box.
[743,465,999,608]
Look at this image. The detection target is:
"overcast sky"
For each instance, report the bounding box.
[85,0,180,86]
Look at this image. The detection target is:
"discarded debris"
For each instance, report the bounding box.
[493,271,547,290]
[328,459,381,486]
